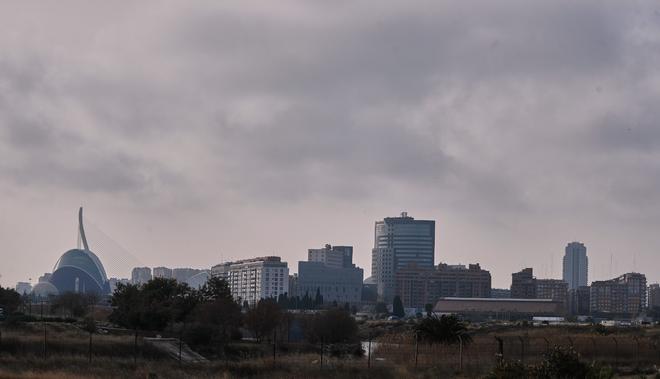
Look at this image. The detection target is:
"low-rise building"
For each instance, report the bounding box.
[535,279,568,308]
[491,288,511,298]
[591,273,647,317]
[296,245,364,305]
[296,261,363,304]
[511,268,536,299]
[434,297,563,321]
[395,263,491,308]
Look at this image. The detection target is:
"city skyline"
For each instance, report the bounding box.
[1,207,653,291]
[2,1,660,289]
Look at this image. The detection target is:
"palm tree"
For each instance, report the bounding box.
[414,314,472,346]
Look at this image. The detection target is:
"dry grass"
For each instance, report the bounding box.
[2,323,660,378]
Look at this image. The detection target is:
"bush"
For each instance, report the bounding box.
[486,345,613,379]
[304,308,358,345]
[485,360,528,379]
[533,346,589,379]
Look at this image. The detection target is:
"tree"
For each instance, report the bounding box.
[414,315,472,346]
[109,283,143,329]
[0,287,21,314]
[374,302,388,314]
[392,296,405,318]
[199,276,232,302]
[51,292,95,318]
[305,308,358,344]
[424,303,434,317]
[109,278,199,331]
[189,296,242,344]
[314,288,323,308]
[244,299,282,342]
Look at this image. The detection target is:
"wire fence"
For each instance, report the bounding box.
[2,322,660,376]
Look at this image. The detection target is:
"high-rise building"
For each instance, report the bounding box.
[308,245,353,269]
[395,263,491,308]
[590,273,647,316]
[649,284,660,309]
[131,267,152,285]
[563,242,588,290]
[214,257,289,306]
[372,212,435,301]
[511,268,536,299]
[153,267,173,279]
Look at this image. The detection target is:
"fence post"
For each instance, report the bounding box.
[458,335,464,371]
[495,336,504,364]
[612,337,618,367]
[179,330,183,366]
[273,329,277,363]
[414,332,419,369]
[518,336,525,364]
[134,329,138,365]
[590,337,597,361]
[633,336,640,368]
[43,323,47,360]
[367,336,372,369]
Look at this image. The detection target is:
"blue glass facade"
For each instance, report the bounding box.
[50,249,110,295]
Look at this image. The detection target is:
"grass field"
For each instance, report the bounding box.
[2,322,660,378]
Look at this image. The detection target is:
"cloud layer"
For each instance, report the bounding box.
[1,1,660,287]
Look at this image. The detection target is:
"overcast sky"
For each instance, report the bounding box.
[1,1,660,289]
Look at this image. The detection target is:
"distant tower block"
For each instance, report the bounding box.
[562,242,588,290]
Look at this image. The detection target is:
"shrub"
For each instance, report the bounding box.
[533,345,589,379]
[485,360,528,379]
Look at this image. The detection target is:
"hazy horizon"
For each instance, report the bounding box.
[2,1,660,289]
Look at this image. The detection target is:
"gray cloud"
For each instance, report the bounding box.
[0,0,660,288]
